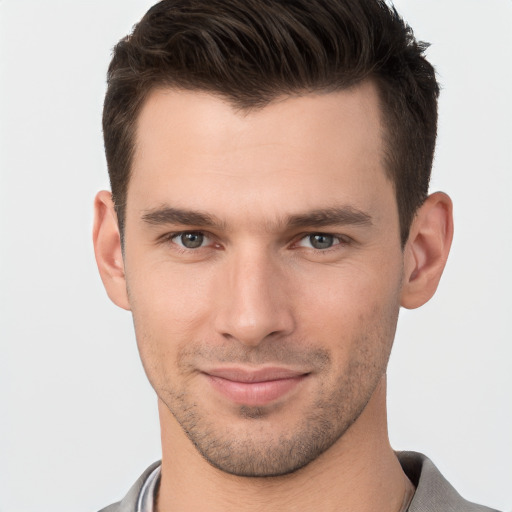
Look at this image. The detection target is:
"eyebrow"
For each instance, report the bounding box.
[141,205,372,230]
[287,207,372,228]
[142,207,225,229]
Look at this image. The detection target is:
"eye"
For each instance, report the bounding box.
[172,232,209,249]
[297,233,341,250]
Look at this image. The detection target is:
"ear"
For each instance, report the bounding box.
[93,190,130,310]
[401,192,454,309]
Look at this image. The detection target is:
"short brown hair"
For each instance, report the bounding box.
[103,0,439,245]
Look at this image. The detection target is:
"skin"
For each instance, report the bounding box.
[94,81,453,511]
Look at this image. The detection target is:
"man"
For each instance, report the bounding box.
[92,0,498,510]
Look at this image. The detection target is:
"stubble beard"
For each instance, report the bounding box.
[156,336,392,478]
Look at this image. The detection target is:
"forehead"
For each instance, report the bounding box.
[129,83,393,226]
[133,82,384,165]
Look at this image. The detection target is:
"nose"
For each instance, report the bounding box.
[214,247,295,347]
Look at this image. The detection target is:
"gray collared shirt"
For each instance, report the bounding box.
[99,452,501,512]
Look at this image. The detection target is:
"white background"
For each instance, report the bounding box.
[0,1,510,511]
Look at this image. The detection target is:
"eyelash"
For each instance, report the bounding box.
[159,231,217,253]
[295,233,348,251]
[159,231,351,253]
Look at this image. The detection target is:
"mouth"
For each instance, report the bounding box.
[202,367,310,407]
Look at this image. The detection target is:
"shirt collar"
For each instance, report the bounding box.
[136,464,161,512]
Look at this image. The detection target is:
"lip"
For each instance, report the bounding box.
[203,367,309,406]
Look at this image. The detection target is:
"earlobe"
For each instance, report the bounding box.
[93,190,131,310]
[401,192,454,309]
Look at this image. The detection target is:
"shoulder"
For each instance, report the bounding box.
[97,461,161,512]
[397,451,501,512]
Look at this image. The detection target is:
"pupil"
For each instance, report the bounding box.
[310,234,333,249]
[181,233,204,248]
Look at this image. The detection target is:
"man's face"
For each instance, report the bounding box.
[122,82,405,476]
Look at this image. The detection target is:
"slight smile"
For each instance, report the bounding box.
[203,367,310,407]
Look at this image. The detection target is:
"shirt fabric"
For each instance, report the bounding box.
[98,451,501,512]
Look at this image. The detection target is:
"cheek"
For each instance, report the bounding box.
[128,262,214,335]
[294,261,402,361]
[126,265,215,386]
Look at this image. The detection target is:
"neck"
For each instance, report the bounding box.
[156,377,407,512]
